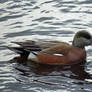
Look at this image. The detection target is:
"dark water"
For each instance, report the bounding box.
[0,0,92,92]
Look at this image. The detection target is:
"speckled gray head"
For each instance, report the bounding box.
[72,30,92,49]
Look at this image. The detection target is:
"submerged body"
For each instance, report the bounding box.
[8,30,92,65]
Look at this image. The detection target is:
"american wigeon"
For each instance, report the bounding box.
[8,30,92,65]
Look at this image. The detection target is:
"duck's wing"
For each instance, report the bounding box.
[11,40,63,50]
[8,40,63,57]
[11,40,42,51]
[38,41,71,55]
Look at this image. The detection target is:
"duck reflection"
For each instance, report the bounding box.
[10,56,92,81]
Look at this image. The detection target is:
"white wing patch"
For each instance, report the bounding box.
[53,53,64,56]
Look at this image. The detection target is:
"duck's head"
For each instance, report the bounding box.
[72,30,92,49]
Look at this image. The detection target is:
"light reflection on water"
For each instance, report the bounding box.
[0,0,92,92]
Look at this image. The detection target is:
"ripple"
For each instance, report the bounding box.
[78,0,92,4]
[32,17,54,22]
[0,14,25,22]
[4,30,32,37]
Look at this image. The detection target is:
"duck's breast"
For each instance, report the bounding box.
[66,48,86,65]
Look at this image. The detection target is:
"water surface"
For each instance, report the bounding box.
[0,0,92,92]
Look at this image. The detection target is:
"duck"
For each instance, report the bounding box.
[8,30,92,65]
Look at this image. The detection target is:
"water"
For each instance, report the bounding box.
[0,0,92,92]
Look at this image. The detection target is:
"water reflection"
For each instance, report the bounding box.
[10,56,92,82]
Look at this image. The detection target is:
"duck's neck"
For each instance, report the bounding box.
[72,39,85,49]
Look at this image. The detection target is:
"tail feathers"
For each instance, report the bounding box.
[7,46,30,57]
[7,46,41,59]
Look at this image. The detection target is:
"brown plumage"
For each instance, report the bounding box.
[8,30,92,65]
